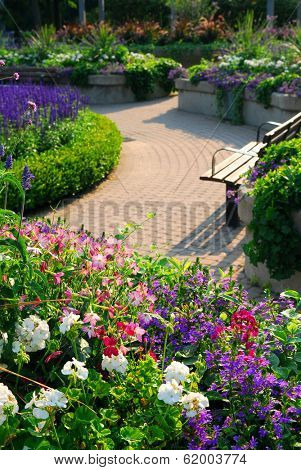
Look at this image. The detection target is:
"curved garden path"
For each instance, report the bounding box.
[43,96,259,292]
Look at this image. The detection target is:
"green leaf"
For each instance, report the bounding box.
[120,426,144,443]
[268,353,280,368]
[74,406,97,422]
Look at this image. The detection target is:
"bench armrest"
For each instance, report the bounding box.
[256,121,281,143]
[211,147,258,176]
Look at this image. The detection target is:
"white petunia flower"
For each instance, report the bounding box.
[59,313,80,334]
[101,353,128,375]
[181,392,209,417]
[61,357,88,380]
[33,408,49,420]
[13,315,50,353]
[157,380,183,405]
[0,383,19,425]
[164,361,190,384]
[25,388,67,421]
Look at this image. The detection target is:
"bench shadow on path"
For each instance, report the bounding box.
[166,203,246,271]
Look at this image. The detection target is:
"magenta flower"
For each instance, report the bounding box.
[45,351,62,364]
[53,272,64,285]
[27,101,37,112]
[0,60,5,66]
[13,72,19,81]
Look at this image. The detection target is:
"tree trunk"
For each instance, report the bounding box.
[98,0,105,22]
[170,2,176,32]
[297,2,301,27]
[31,0,41,29]
[78,0,86,25]
[266,0,275,20]
[53,0,61,29]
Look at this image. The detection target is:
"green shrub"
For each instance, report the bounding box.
[125,56,179,100]
[244,139,301,280]
[7,110,122,211]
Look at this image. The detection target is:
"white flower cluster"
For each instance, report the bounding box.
[25,388,68,420]
[0,383,19,425]
[157,379,183,405]
[12,315,50,353]
[244,58,270,68]
[0,332,8,358]
[181,392,209,417]
[102,353,128,375]
[59,312,81,334]
[61,357,88,380]
[164,361,190,383]
[218,54,243,69]
[157,361,209,415]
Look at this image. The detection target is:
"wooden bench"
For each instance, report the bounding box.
[200,112,301,227]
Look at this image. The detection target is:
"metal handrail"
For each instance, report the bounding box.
[211,147,258,176]
[256,121,281,143]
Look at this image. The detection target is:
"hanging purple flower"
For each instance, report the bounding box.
[5,154,13,170]
[0,144,5,158]
[21,165,35,190]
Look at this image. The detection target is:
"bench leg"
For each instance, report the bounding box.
[226,183,240,228]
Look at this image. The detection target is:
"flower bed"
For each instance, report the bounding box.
[238,139,301,290]
[1,28,181,104]
[173,37,301,124]
[0,84,122,211]
[0,211,300,449]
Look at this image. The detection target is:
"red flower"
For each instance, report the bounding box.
[211,325,224,340]
[103,336,118,357]
[148,350,158,362]
[230,309,258,346]
[40,261,47,273]
[94,325,106,340]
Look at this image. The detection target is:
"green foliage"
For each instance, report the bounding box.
[2,119,77,160]
[125,56,179,100]
[244,139,301,280]
[6,110,122,211]
[255,72,299,108]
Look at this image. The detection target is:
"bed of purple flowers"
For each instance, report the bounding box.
[0,83,86,138]
[0,164,300,449]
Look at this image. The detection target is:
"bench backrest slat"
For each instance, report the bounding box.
[263,112,301,146]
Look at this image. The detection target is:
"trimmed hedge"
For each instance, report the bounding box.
[9,110,122,211]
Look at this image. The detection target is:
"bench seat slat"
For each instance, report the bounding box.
[226,156,260,184]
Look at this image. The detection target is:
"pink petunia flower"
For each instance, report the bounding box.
[53,272,64,285]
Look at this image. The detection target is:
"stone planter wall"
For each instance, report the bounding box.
[238,188,301,292]
[0,67,170,105]
[0,66,71,84]
[175,78,301,127]
[80,74,169,105]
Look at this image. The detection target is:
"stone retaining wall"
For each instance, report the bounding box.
[80,74,169,105]
[175,78,301,127]
[0,67,170,104]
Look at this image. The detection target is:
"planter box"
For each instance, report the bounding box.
[175,78,301,127]
[0,67,170,105]
[238,187,301,292]
[80,74,169,105]
[0,66,72,84]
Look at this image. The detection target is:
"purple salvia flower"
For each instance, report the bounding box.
[0,144,4,158]
[21,165,35,190]
[5,154,13,170]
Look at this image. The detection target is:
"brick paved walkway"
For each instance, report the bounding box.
[42,96,260,293]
